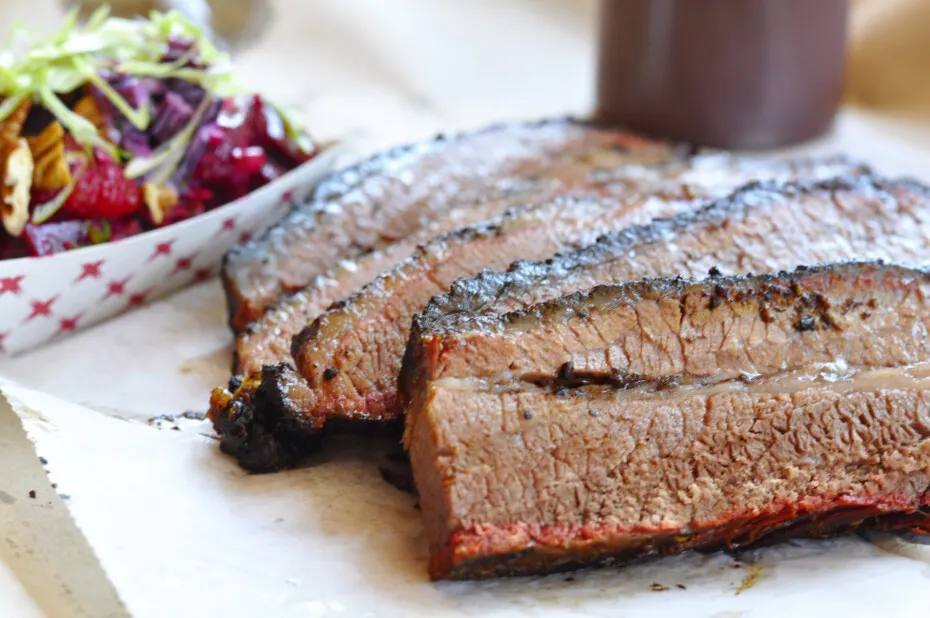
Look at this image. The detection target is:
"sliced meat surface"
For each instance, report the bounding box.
[406,263,930,579]
[413,378,930,579]
[401,176,930,410]
[222,119,674,330]
[212,163,869,472]
[235,196,564,374]
[409,175,930,366]
[289,157,865,424]
[403,262,930,401]
[235,153,861,374]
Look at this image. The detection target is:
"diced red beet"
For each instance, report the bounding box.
[193,99,273,204]
[256,161,287,188]
[22,220,108,256]
[110,217,145,241]
[21,216,144,256]
[258,101,317,168]
[0,236,30,260]
[232,146,267,177]
[160,198,207,227]
[180,185,214,206]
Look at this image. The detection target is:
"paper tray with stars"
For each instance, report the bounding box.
[0,146,342,355]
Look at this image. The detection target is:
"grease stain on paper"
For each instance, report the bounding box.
[177,347,230,380]
[735,563,764,595]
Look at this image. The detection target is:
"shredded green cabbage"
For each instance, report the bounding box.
[0,7,242,148]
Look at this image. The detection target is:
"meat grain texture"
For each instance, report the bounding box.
[290,156,863,425]
[222,119,673,331]
[213,158,867,472]
[208,117,930,582]
[405,262,930,579]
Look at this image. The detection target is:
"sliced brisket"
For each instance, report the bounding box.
[403,175,930,405]
[405,262,930,579]
[235,153,859,375]
[221,119,674,331]
[404,262,930,398]
[235,197,565,375]
[212,162,868,472]
[288,158,865,425]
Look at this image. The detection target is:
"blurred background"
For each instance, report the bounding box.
[1,0,926,150]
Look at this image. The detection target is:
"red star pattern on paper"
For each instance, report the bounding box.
[0,275,25,296]
[149,241,175,261]
[104,277,131,299]
[173,256,194,273]
[239,231,252,244]
[25,296,58,322]
[58,315,81,333]
[127,289,152,308]
[222,217,237,231]
[193,267,213,282]
[75,260,105,283]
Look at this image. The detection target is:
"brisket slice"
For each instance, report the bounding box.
[403,262,930,400]
[221,119,673,331]
[288,157,865,424]
[405,263,930,580]
[234,197,563,375]
[235,153,859,375]
[402,175,930,405]
[212,162,866,472]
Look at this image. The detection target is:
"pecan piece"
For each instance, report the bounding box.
[73,95,108,137]
[27,121,72,192]
[1,138,34,237]
[0,99,32,144]
[143,182,179,225]
[0,99,35,237]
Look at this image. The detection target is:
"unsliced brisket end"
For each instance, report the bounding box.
[406,263,930,579]
[221,119,673,331]
[288,157,867,425]
[403,262,930,403]
[208,367,321,472]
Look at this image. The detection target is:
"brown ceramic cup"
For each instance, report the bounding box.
[595,0,850,149]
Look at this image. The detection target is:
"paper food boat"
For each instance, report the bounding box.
[0,145,343,355]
